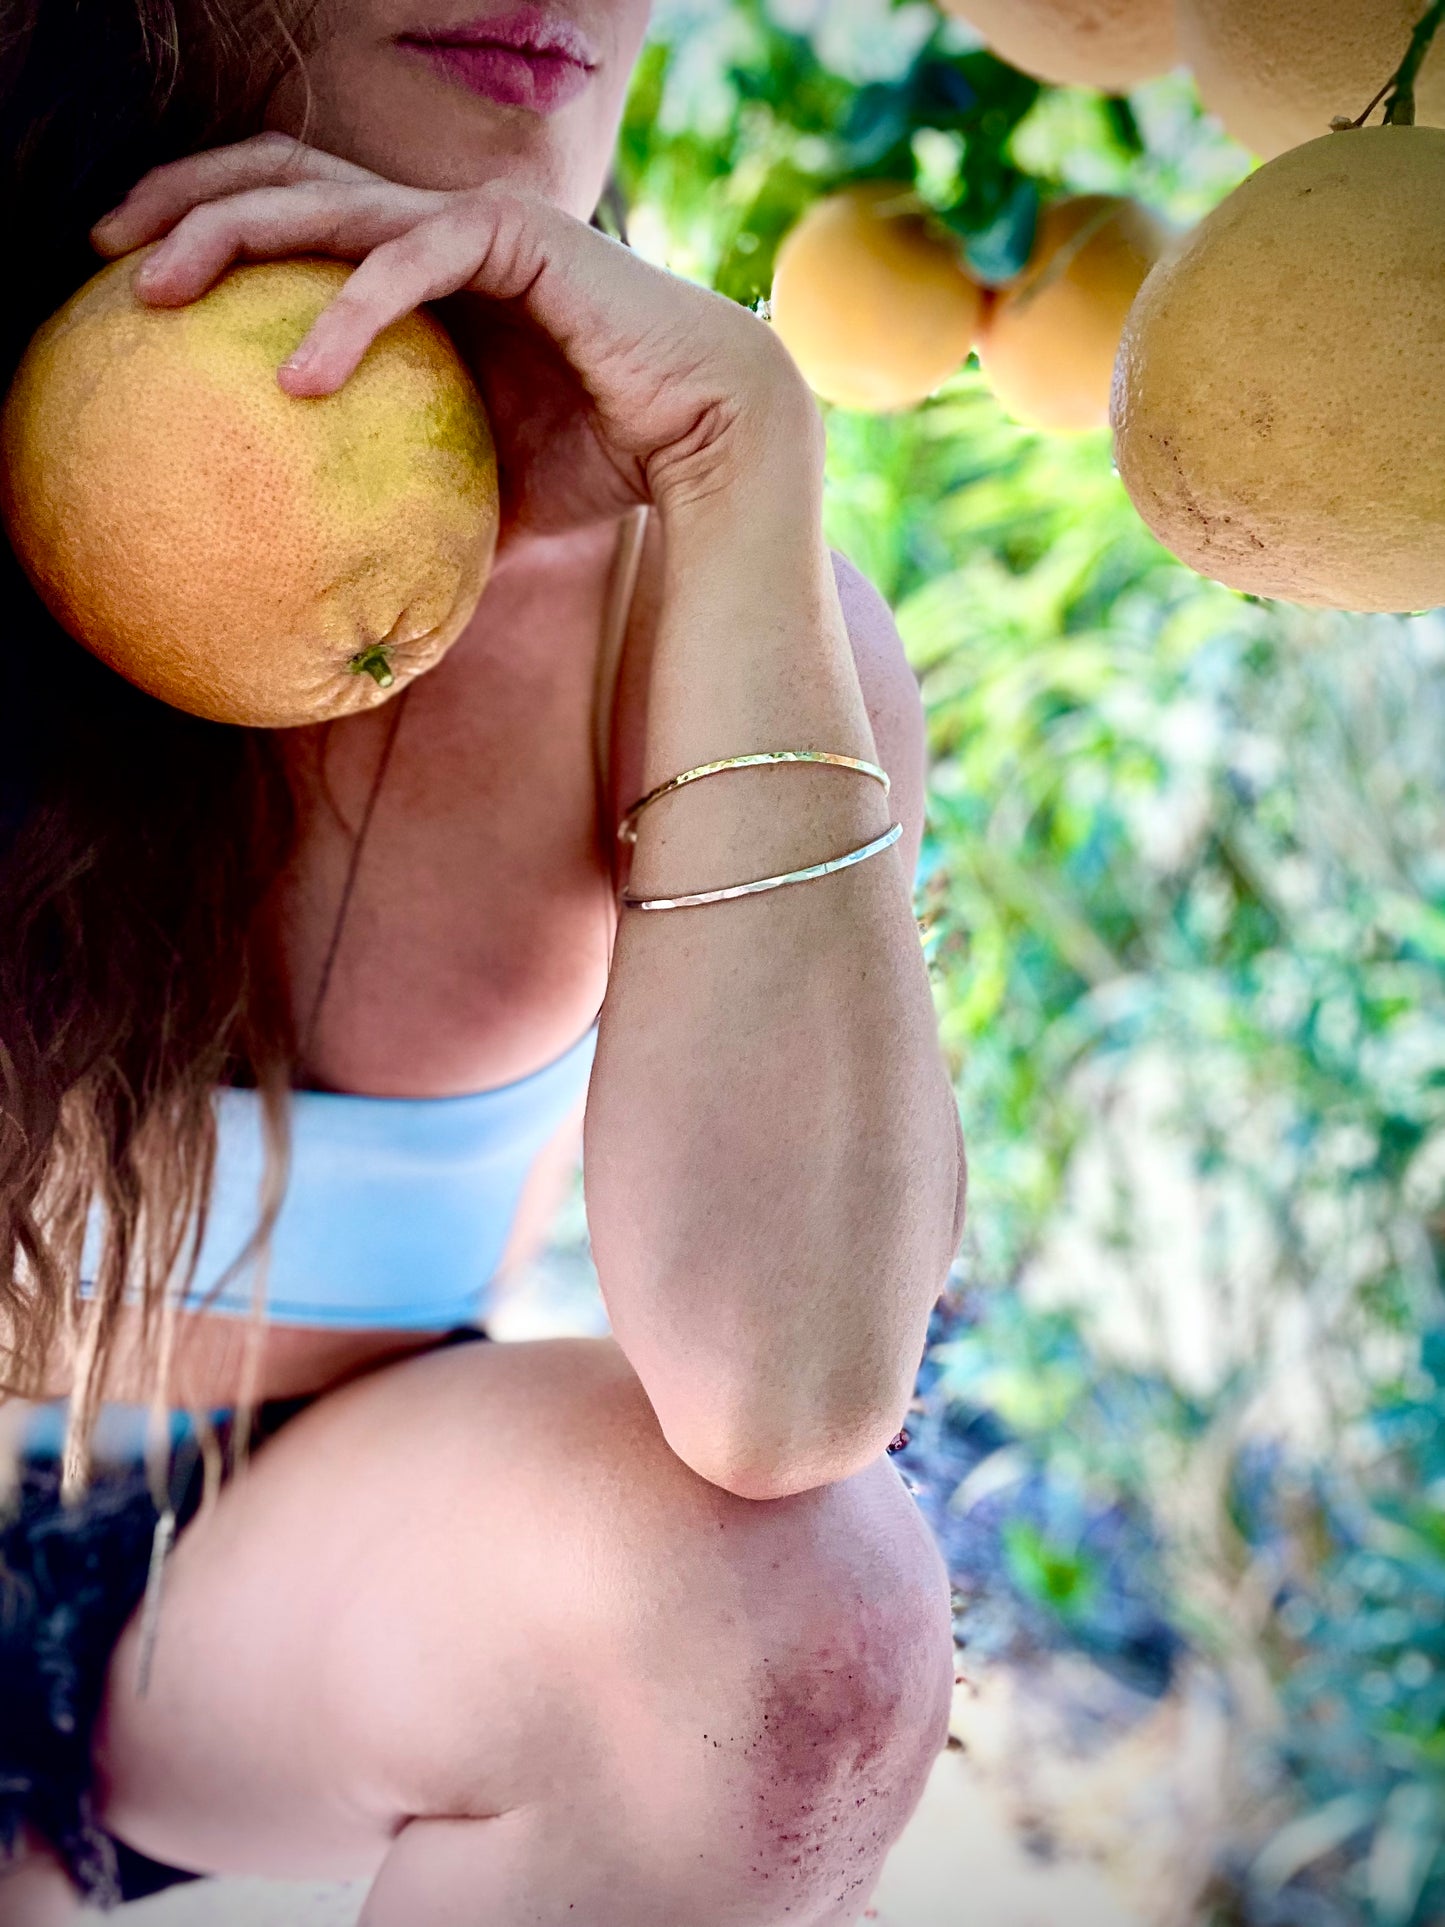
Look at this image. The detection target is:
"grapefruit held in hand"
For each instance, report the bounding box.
[0,248,500,728]
[1111,125,1445,614]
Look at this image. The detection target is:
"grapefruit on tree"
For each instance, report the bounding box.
[768,181,986,413]
[935,0,1177,92]
[1112,125,1445,612]
[976,196,1172,432]
[1176,0,1445,159]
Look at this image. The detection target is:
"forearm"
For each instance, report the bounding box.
[581,419,961,1502]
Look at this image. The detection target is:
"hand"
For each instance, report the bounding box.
[87,132,823,557]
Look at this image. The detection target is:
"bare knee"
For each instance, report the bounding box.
[585,1457,955,1918]
[732,1577,952,1918]
[331,1332,954,1900]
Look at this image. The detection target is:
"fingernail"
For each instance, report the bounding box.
[281,339,315,372]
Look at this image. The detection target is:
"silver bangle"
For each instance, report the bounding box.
[619,821,902,911]
[616,751,891,848]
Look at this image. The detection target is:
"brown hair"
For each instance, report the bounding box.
[0,0,328,1505]
[0,0,630,1499]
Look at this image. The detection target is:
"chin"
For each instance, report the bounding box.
[260,45,603,217]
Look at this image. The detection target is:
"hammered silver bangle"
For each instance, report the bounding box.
[616,750,899,912]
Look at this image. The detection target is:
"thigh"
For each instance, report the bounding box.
[90,1333,949,1882]
[0,1827,78,1927]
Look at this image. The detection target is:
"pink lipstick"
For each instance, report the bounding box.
[398,8,597,113]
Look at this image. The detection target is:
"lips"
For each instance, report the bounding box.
[401,7,598,66]
[397,38,594,111]
[397,7,597,111]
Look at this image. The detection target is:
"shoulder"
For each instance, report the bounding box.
[827,548,929,888]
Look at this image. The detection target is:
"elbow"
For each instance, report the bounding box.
[658,1399,908,1503]
[712,1445,896,1503]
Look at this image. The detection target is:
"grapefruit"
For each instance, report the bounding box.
[936,0,1177,92]
[768,181,986,413]
[0,247,499,729]
[1176,0,1445,160]
[1111,126,1445,613]
[976,196,1172,431]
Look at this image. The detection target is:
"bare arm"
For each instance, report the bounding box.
[581,403,963,1502]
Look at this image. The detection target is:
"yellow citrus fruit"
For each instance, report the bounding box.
[768,181,986,413]
[0,247,499,729]
[1112,126,1445,613]
[936,0,1177,92]
[1176,0,1445,160]
[976,196,1172,432]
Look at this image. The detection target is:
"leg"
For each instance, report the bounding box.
[0,1826,79,1926]
[93,1334,954,1922]
[360,1797,902,1927]
[359,1435,951,1927]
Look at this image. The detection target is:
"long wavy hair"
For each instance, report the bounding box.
[0,0,631,1501]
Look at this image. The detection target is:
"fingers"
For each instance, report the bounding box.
[128,177,440,298]
[279,204,498,392]
[453,181,800,410]
[275,182,640,400]
[116,179,468,395]
[89,130,384,254]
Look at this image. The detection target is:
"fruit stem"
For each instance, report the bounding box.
[349,643,396,689]
[1377,0,1445,126]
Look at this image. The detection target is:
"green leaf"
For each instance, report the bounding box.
[1103,95,1145,157]
[953,175,1040,283]
[837,81,915,173]
[1002,1519,1100,1616]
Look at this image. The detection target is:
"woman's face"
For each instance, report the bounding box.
[262,2,652,218]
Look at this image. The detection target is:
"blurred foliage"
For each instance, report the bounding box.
[616,3,1445,1921]
[1253,1329,1445,1925]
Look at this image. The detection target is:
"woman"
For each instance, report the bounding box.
[0,0,968,1918]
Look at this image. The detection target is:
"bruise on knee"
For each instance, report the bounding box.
[724,1589,953,1918]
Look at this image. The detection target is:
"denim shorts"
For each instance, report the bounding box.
[0,1323,492,1910]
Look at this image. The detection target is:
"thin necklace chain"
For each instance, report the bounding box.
[295,508,639,1071]
[138,681,416,1703]
[299,682,416,1071]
